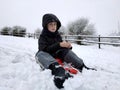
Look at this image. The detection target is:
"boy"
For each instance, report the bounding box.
[36,13,85,89]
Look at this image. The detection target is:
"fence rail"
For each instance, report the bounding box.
[0,32,120,49]
[62,35,120,49]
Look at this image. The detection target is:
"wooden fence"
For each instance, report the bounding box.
[0,32,120,49]
[62,35,120,49]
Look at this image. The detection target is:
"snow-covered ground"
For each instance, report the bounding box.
[0,35,120,90]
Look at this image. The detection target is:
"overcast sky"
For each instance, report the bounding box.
[0,0,120,35]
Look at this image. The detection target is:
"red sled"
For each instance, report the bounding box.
[56,58,78,74]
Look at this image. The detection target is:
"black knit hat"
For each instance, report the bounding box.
[42,13,61,30]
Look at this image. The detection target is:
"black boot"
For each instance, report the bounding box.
[78,64,84,72]
[49,62,72,89]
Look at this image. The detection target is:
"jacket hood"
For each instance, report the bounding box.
[42,13,61,30]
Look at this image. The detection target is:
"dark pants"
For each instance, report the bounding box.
[35,51,57,69]
[35,50,84,69]
[64,50,84,69]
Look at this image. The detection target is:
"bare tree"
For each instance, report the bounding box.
[12,26,26,37]
[34,28,41,39]
[59,26,66,35]
[67,18,96,44]
[68,18,95,35]
[1,26,12,35]
[83,24,95,35]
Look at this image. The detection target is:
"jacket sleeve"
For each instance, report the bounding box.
[38,36,62,53]
[38,37,47,51]
[45,42,62,53]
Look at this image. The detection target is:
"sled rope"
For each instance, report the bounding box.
[84,64,97,71]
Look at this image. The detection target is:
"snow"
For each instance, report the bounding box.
[0,35,120,90]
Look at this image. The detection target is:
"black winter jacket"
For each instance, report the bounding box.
[38,14,71,58]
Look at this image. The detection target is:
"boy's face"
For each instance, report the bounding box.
[47,22,57,32]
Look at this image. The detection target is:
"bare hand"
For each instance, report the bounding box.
[60,41,72,48]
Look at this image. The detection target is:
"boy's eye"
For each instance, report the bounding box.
[49,22,57,26]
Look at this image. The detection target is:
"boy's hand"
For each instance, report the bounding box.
[60,41,72,48]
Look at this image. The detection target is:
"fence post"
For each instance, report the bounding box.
[64,35,67,41]
[33,33,35,39]
[98,35,101,49]
[66,35,68,41]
